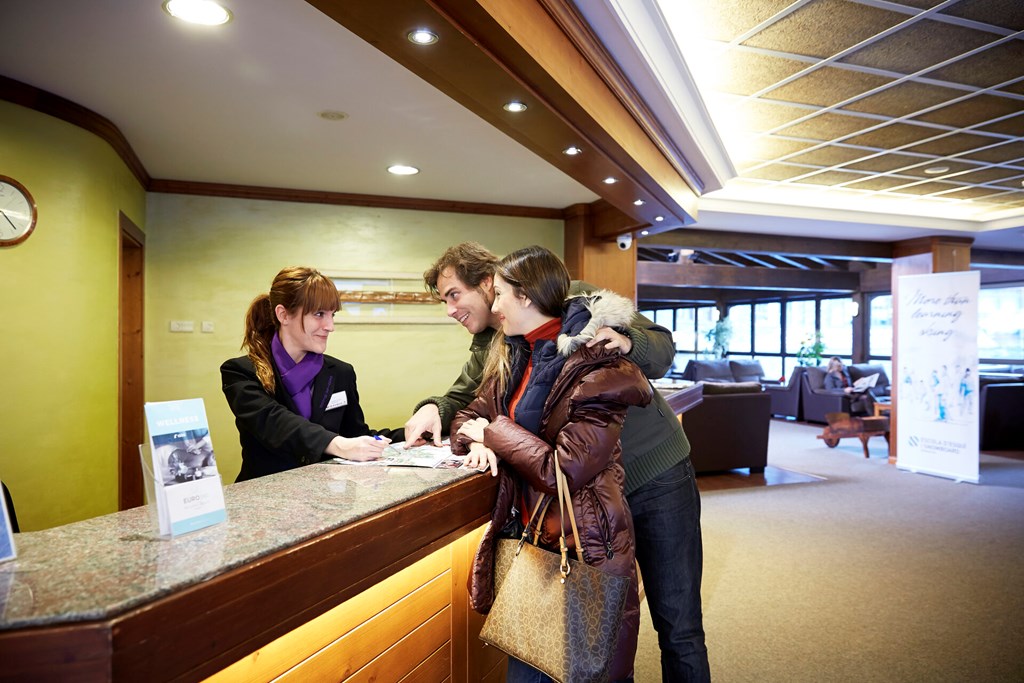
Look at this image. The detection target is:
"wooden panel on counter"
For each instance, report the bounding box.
[0,473,498,683]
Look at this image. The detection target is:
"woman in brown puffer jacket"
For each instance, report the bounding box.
[450,245,652,683]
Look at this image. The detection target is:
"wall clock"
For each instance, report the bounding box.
[0,175,38,247]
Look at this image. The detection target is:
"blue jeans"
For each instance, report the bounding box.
[506,657,552,683]
[506,657,634,683]
[628,457,710,682]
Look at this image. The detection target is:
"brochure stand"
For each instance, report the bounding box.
[141,399,228,538]
[0,480,16,563]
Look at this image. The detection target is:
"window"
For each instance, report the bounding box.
[785,300,815,354]
[869,294,892,359]
[697,306,718,356]
[674,308,696,352]
[979,285,1024,361]
[820,298,853,357]
[730,305,752,353]
[754,302,781,353]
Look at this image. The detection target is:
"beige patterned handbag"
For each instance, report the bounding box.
[480,454,630,683]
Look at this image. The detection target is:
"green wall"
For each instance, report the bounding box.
[0,101,147,530]
[145,194,563,483]
[1,99,564,530]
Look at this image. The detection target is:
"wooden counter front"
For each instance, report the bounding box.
[0,466,499,682]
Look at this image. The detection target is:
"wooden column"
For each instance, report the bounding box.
[889,237,973,464]
[564,202,639,301]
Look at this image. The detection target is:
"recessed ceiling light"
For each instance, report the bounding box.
[640,230,649,236]
[503,101,528,113]
[633,199,645,206]
[655,216,664,222]
[603,177,617,184]
[162,0,231,26]
[387,165,419,176]
[318,110,348,121]
[563,146,582,156]
[407,29,438,45]
[924,166,950,175]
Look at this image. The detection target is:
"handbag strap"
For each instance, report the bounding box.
[554,449,584,579]
[516,493,552,553]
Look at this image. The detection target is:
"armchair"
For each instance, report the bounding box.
[766,366,805,420]
[681,382,771,473]
[801,366,852,424]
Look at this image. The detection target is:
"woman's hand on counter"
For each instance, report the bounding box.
[464,441,499,477]
[327,435,390,461]
[404,404,443,447]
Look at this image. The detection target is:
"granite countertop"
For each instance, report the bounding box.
[0,463,480,631]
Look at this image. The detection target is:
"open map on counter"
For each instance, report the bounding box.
[330,440,464,469]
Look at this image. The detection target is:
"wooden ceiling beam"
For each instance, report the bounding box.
[640,228,893,261]
[638,261,859,292]
[971,249,1024,270]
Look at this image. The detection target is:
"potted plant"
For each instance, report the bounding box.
[796,332,825,366]
[704,318,732,359]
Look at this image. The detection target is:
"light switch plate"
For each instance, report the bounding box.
[169,320,194,333]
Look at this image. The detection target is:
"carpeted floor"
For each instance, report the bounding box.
[634,419,1024,682]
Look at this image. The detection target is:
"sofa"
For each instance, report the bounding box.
[979,382,1024,451]
[680,382,771,474]
[766,366,806,420]
[801,364,892,424]
[680,359,769,384]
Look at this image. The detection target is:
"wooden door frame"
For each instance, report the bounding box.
[119,213,145,510]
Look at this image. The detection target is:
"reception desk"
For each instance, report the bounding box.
[0,463,500,682]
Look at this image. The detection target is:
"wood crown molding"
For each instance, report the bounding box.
[1,74,150,187]
[536,0,705,195]
[2,76,565,221]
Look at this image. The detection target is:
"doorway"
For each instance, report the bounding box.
[119,213,145,510]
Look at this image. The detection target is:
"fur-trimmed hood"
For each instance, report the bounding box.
[557,288,636,357]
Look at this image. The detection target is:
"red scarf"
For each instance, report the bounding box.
[508,317,562,421]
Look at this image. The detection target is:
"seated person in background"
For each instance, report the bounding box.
[221,266,390,482]
[824,356,872,415]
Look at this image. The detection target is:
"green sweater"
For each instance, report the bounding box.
[414,282,690,495]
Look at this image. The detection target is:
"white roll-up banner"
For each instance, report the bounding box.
[895,271,980,483]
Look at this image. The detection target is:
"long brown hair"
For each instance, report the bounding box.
[481,246,569,395]
[242,267,339,393]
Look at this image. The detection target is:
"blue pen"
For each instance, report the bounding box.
[373,434,382,441]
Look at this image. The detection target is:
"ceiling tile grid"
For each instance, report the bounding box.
[688,0,1024,213]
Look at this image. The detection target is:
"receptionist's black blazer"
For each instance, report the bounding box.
[221,354,380,482]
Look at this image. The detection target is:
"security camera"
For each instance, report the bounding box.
[616,233,633,251]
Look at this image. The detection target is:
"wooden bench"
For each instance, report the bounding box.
[817,412,890,458]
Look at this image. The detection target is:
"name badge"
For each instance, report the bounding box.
[326,391,348,411]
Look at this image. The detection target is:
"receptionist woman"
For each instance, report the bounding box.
[221,266,390,481]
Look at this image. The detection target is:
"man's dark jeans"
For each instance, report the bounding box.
[628,457,711,682]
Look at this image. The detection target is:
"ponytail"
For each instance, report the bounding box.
[243,293,278,393]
